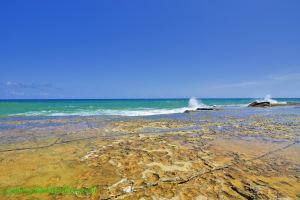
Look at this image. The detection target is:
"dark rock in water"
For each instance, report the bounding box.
[184,107,216,113]
[248,101,271,107]
[196,108,214,111]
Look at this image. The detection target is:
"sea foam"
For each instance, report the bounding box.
[258,94,286,105]
[15,108,189,117]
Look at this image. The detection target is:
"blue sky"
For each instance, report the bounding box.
[0,0,299,98]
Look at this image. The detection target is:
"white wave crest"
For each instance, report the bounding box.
[12,108,191,117]
[258,94,286,105]
[188,97,207,109]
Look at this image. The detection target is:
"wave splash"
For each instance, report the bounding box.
[258,94,286,105]
[188,97,207,109]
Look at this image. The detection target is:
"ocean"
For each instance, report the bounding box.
[0,97,300,117]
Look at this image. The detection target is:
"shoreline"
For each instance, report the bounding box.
[0,108,299,199]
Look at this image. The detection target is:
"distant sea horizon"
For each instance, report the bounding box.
[1,97,300,100]
[1,97,300,117]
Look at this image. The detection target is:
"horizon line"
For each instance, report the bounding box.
[1,97,300,101]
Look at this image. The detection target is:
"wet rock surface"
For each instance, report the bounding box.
[0,110,300,199]
[248,101,271,107]
[184,107,217,113]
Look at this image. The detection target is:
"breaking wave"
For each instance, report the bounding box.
[14,108,190,117]
[258,94,287,105]
[188,97,207,109]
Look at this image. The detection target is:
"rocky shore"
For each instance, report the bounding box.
[0,110,299,199]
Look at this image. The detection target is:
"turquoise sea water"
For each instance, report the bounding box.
[0,98,299,117]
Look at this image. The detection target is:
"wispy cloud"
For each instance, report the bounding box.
[4,81,55,90]
[269,73,300,81]
[0,81,61,98]
[9,91,25,96]
[211,72,300,90]
[212,81,261,89]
